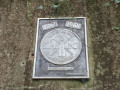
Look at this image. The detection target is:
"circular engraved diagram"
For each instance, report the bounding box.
[40,28,82,65]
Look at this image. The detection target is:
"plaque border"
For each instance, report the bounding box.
[33,17,89,79]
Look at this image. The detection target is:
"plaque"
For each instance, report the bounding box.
[33,17,89,79]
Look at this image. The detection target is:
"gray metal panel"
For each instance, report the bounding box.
[33,17,89,79]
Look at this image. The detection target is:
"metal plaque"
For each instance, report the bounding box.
[33,17,89,79]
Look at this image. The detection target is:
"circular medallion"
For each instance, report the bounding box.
[40,28,82,65]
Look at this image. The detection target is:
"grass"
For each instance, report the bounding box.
[27,1,33,25]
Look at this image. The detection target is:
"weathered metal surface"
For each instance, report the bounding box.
[33,17,89,79]
[40,29,82,65]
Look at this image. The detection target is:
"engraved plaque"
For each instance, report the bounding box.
[40,29,82,65]
[33,17,89,79]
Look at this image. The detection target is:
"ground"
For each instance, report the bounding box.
[0,0,120,90]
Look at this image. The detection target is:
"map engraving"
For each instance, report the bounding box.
[40,28,82,65]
